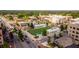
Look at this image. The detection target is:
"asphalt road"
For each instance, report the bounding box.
[13,33,24,48]
[13,33,36,48]
[1,17,37,48]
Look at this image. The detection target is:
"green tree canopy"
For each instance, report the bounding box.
[8,16,13,20]
[18,30,24,41]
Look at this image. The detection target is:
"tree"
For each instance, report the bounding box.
[17,13,30,19]
[23,15,29,21]
[58,45,64,48]
[2,25,7,34]
[12,27,17,33]
[17,13,24,18]
[64,24,68,30]
[30,23,34,28]
[54,34,57,39]
[46,22,48,26]
[60,24,64,31]
[23,16,28,19]
[48,37,51,44]
[8,16,13,20]
[3,41,9,48]
[43,30,47,36]
[47,37,56,47]
[33,11,39,17]
[9,32,14,39]
[18,30,24,41]
[59,33,63,37]
[16,22,20,26]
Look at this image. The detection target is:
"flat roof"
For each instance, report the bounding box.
[34,24,46,26]
[71,21,79,25]
[55,36,73,47]
[47,27,60,32]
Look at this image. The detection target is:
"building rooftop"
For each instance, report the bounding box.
[71,21,79,25]
[47,27,60,32]
[41,41,48,46]
[55,36,73,47]
[70,18,79,25]
[71,18,79,22]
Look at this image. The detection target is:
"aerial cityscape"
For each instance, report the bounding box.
[0,10,79,48]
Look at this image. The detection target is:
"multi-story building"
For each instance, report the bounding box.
[49,15,72,24]
[67,21,79,45]
[0,23,3,46]
[39,14,72,25]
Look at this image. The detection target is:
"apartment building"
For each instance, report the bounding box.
[39,15,72,25]
[67,21,79,45]
[0,23,3,46]
[51,15,72,24]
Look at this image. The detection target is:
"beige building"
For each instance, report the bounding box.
[39,15,72,25]
[0,23,3,46]
[50,15,72,24]
[67,21,79,45]
[47,27,60,37]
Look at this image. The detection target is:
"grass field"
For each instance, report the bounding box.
[28,27,49,36]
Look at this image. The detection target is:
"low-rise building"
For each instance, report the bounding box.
[18,22,29,30]
[47,27,60,37]
[33,24,47,29]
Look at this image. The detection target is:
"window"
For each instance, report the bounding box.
[0,34,1,36]
[73,27,75,29]
[77,28,79,30]
[70,26,72,28]
[72,34,74,37]
[0,27,2,29]
[76,32,79,34]
[71,37,74,39]
[0,41,2,43]
[75,39,79,41]
[76,35,78,38]
[72,31,75,33]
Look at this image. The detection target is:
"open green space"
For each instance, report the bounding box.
[28,27,49,36]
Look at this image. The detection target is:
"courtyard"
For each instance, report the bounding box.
[28,27,49,36]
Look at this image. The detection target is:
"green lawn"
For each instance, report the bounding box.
[28,27,49,36]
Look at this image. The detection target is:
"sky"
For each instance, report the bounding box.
[0,0,78,10]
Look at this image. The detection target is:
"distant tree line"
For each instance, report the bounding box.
[0,10,79,18]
